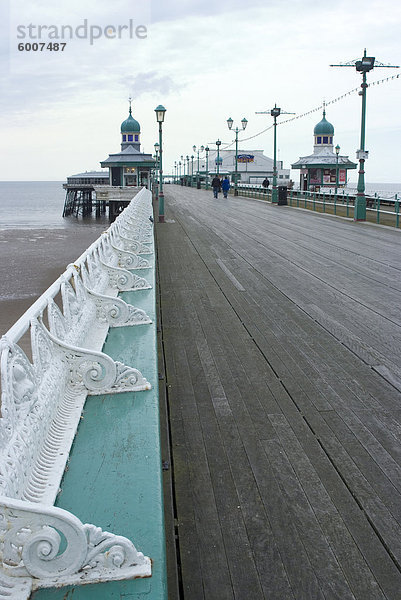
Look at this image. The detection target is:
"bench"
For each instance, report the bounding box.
[0,188,155,598]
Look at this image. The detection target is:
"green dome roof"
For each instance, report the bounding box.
[314,110,334,136]
[121,107,140,133]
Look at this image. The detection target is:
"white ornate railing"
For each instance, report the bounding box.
[0,188,155,598]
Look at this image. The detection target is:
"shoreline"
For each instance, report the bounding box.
[0,225,105,336]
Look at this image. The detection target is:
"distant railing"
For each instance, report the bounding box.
[285,189,400,228]
[0,188,155,597]
[175,180,400,228]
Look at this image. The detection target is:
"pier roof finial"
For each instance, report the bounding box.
[314,101,334,136]
[121,99,140,133]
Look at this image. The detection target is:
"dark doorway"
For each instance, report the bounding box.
[111,167,121,187]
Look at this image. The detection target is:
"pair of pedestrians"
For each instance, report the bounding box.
[212,176,230,199]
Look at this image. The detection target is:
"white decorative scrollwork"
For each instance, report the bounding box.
[40,322,151,394]
[0,189,155,595]
[0,337,37,430]
[86,288,152,327]
[0,497,151,594]
[99,260,152,291]
[110,244,152,270]
[111,231,153,255]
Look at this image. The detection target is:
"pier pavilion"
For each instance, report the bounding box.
[292,108,356,191]
[63,102,156,219]
[100,101,155,188]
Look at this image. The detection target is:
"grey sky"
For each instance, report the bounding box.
[1,0,400,182]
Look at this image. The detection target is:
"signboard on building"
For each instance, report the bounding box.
[237,154,254,163]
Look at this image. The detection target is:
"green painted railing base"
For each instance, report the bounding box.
[32,262,167,599]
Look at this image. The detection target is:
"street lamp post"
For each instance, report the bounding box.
[335,144,340,196]
[179,160,182,180]
[193,145,205,188]
[174,161,177,183]
[330,49,399,221]
[355,52,375,220]
[216,139,222,177]
[186,155,190,185]
[154,142,160,197]
[271,105,281,204]
[155,105,166,222]
[191,155,194,187]
[205,146,209,189]
[227,117,248,196]
[255,104,294,204]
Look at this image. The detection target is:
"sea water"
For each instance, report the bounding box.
[0,181,109,230]
[346,182,401,199]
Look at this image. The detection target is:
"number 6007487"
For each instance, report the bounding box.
[18,42,67,51]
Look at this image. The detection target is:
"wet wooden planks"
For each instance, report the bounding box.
[156,186,401,599]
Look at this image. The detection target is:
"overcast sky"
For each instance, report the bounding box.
[1,0,400,183]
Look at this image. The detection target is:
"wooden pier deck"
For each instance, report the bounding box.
[156,186,401,600]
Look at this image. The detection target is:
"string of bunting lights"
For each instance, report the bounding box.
[220,72,400,150]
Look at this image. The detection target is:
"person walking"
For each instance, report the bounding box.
[262,177,270,193]
[211,176,221,199]
[221,176,230,198]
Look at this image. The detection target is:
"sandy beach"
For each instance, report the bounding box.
[0,225,106,336]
